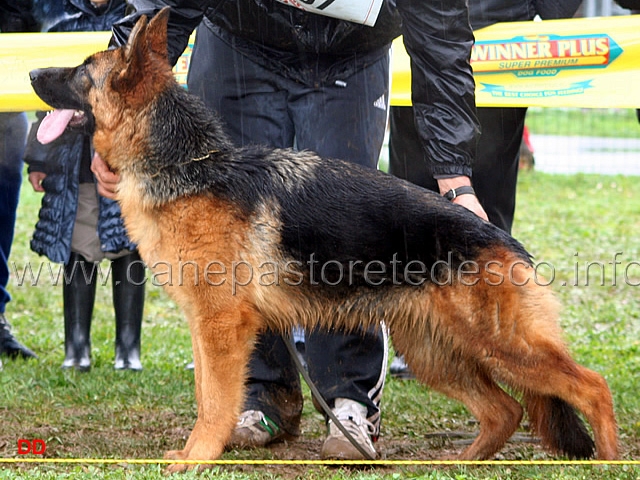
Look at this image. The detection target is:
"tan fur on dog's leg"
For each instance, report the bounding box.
[164,329,202,463]
[476,258,618,460]
[520,358,619,460]
[166,306,258,472]
[416,363,523,461]
[570,368,618,460]
[452,378,523,460]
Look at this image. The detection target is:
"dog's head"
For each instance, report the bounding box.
[30,8,173,170]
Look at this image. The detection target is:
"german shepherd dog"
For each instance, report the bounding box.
[30,8,618,471]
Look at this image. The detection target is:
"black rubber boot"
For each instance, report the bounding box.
[0,312,37,359]
[112,251,145,371]
[62,252,97,371]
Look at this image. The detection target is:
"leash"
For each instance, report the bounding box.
[284,331,376,461]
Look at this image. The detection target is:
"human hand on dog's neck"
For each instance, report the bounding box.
[91,152,119,200]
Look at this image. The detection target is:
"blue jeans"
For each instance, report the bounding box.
[0,113,28,313]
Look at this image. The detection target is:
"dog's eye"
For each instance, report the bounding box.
[77,64,96,87]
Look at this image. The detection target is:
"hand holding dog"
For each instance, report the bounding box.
[91,152,119,199]
[437,177,489,222]
[28,172,47,193]
[449,188,488,222]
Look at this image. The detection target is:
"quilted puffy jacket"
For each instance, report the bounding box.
[24,0,134,265]
[113,0,479,178]
[24,117,136,265]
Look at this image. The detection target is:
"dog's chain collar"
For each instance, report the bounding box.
[146,149,221,178]
[191,150,221,162]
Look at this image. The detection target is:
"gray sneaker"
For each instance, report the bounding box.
[321,398,378,460]
[227,410,287,449]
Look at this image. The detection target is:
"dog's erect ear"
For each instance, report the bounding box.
[146,7,170,63]
[125,13,148,61]
[123,8,170,67]
[114,14,149,92]
[114,8,170,93]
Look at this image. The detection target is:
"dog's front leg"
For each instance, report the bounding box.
[165,306,258,472]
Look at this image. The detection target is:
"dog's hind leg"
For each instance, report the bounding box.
[397,337,523,460]
[464,254,618,460]
[525,394,594,459]
[482,289,619,459]
[433,369,523,460]
[513,353,618,460]
[478,329,619,459]
[165,303,260,472]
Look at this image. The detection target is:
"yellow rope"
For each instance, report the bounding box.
[1,458,639,466]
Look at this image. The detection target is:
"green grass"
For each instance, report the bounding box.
[1,168,640,479]
[525,108,640,138]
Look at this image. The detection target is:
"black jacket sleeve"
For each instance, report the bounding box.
[24,113,49,174]
[534,0,583,19]
[0,0,39,32]
[614,0,640,9]
[112,0,205,65]
[396,0,479,178]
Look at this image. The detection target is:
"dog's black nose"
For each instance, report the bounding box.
[29,69,43,83]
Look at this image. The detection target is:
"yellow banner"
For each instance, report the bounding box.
[0,31,110,112]
[392,15,640,108]
[1,15,639,111]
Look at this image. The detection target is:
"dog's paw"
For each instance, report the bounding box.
[164,449,192,474]
[164,449,186,461]
[164,449,218,473]
[165,461,215,474]
[166,462,190,474]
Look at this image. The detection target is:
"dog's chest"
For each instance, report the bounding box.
[119,204,163,267]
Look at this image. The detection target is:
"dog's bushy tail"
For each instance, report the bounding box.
[525,394,595,459]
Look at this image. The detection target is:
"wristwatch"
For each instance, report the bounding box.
[443,185,476,201]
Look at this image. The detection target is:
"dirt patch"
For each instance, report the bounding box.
[2,407,638,478]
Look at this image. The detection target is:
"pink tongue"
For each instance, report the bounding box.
[37,109,76,144]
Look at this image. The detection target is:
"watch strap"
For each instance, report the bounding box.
[443,185,476,201]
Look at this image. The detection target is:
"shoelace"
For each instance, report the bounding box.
[331,403,376,438]
[236,410,279,437]
[236,409,264,427]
